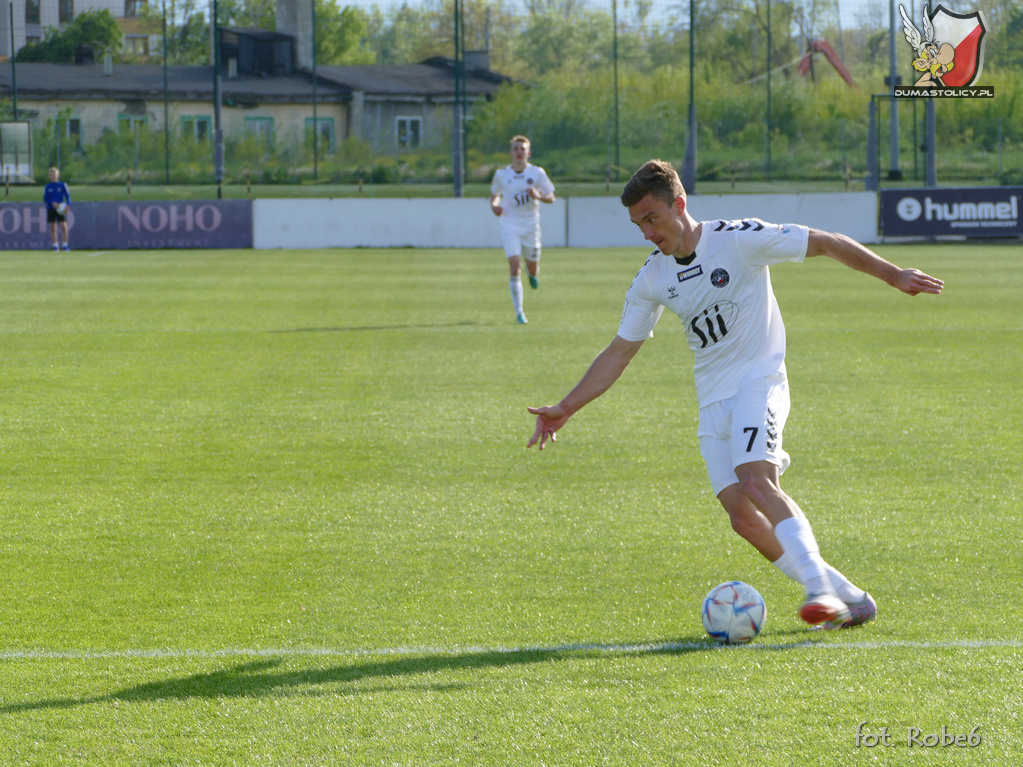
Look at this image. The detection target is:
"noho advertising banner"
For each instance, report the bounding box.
[0,200,253,250]
[880,187,1022,237]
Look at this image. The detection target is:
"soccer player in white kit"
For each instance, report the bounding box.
[526,160,944,628]
[490,135,556,324]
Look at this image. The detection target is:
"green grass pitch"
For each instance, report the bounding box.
[0,242,1019,765]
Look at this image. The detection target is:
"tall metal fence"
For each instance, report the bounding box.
[6,0,1022,190]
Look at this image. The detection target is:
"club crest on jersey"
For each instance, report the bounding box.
[677,265,703,283]
[710,268,730,288]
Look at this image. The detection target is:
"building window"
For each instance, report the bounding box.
[26,0,40,24]
[68,118,82,150]
[245,117,274,147]
[118,114,147,133]
[59,0,73,24]
[125,0,146,16]
[124,35,149,56]
[56,117,82,150]
[396,116,422,149]
[304,117,334,152]
[181,116,211,141]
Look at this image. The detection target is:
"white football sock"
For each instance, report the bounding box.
[773,517,833,597]
[772,551,866,604]
[510,277,524,314]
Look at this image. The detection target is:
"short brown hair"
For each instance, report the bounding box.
[510,134,530,147]
[620,160,684,208]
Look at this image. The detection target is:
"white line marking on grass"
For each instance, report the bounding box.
[1,638,1021,662]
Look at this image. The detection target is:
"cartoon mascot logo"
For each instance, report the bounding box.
[900,4,987,87]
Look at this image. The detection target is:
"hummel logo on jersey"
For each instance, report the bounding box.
[714,219,765,232]
[677,265,703,283]
[766,406,779,452]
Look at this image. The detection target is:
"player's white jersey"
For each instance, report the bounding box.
[490,163,555,229]
[617,218,809,406]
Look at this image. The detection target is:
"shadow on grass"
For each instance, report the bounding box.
[0,637,736,714]
[271,320,480,333]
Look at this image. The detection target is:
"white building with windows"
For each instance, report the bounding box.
[0,55,510,160]
[0,0,154,60]
[0,3,513,161]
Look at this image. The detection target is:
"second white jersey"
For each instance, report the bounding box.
[617,218,809,406]
[490,163,555,230]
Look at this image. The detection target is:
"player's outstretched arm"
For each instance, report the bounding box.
[805,229,944,296]
[527,335,644,450]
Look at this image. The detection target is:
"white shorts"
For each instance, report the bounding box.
[697,376,791,496]
[502,228,541,262]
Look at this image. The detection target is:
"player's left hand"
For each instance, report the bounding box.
[894,268,944,296]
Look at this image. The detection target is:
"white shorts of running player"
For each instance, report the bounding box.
[502,227,542,262]
[697,375,792,497]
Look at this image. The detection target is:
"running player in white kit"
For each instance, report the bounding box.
[490,135,556,324]
[527,160,943,628]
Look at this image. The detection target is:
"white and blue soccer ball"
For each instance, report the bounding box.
[701,581,767,644]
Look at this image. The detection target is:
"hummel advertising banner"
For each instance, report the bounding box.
[880,187,1023,237]
[0,200,253,250]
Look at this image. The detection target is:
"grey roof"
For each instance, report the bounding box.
[0,59,513,104]
[222,26,294,42]
[315,57,512,99]
[0,63,346,104]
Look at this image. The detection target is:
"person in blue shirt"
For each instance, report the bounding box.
[43,166,72,251]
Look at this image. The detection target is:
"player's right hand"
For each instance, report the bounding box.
[526,405,568,450]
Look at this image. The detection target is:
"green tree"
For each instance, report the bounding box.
[135,0,211,65]
[515,9,615,76]
[15,9,123,63]
[365,0,523,70]
[175,10,212,63]
[365,1,451,65]
[316,0,376,65]
[219,0,277,29]
[137,0,274,65]
[988,4,1023,69]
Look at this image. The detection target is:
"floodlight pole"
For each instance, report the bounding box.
[923,1,936,187]
[680,0,697,193]
[612,0,620,180]
[163,1,170,184]
[312,0,318,180]
[865,97,879,191]
[452,0,464,198]
[887,0,902,179]
[765,0,772,182]
[925,100,937,186]
[213,0,225,198]
[9,1,17,119]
